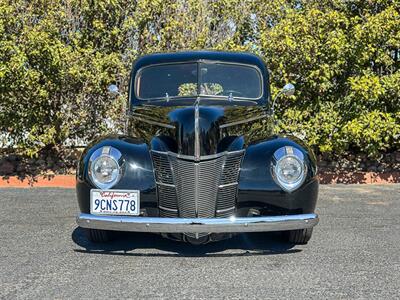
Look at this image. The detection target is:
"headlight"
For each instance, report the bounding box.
[89,146,123,189]
[271,146,306,192]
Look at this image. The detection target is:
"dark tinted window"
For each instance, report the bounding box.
[198,63,262,98]
[136,63,197,99]
[136,62,262,100]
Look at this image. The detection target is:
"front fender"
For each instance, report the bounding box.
[237,135,318,214]
[76,135,157,214]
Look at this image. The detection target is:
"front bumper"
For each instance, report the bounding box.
[76,213,319,233]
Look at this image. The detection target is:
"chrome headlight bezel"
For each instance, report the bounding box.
[88,146,124,189]
[271,146,307,192]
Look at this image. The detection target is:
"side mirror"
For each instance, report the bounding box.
[282,83,295,96]
[108,84,119,97]
[271,83,296,114]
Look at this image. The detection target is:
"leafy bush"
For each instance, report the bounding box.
[0,0,399,158]
[342,111,400,157]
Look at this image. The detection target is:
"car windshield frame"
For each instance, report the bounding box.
[134,61,264,102]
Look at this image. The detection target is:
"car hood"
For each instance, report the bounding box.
[128,102,270,157]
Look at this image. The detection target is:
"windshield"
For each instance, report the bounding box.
[135,62,263,100]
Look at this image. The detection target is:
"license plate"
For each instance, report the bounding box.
[90,189,140,216]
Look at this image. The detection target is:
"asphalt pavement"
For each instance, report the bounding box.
[0,185,399,299]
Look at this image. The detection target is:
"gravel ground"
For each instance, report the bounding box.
[0,185,399,299]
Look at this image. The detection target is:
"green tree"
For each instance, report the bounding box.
[0,0,399,158]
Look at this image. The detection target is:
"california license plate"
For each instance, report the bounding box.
[90,189,140,216]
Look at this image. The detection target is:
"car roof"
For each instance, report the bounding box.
[131,50,268,73]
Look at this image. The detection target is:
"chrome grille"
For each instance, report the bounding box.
[157,185,178,210]
[152,152,174,185]
[170,156,225,218]
[151,152,178,217]
[220,154,244,184]
[151,150,244,226]
[216,184,238,217]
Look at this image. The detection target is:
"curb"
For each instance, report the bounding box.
[1,172,399,188]
[0,175,76,188]
[318,172,400,184]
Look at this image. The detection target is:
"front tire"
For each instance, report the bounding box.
[85,228,114,243]
[286,228,313,244]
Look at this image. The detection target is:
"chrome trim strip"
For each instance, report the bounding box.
[193,102,200,215]
[218,182,238,188]
[159,206,178,212]
[77,213,319,233]
[102,146,111,155]
[216,207,235,213]
[130,115,175,129]
[285,146,294,155]
[194,163,199,216]
[155,181,175,188]
[151,149,245,161]
[219,114,266,129]
[194,102,200,160]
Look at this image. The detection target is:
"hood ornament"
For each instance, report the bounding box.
[228,92,233,102]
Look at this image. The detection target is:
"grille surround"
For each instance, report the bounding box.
[151,150,245,222]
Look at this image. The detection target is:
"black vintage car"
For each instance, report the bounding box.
[76,51,319,245]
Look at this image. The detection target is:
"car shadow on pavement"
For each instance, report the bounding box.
[72,227,300,257]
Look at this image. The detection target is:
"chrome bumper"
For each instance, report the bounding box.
[76,213,319,233]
